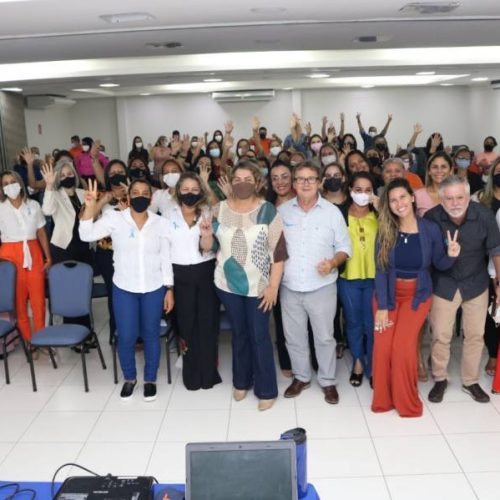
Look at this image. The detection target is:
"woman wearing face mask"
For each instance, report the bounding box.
[473,157,500,378]
[373,135,390,161]
[93,160,130,344]
[308,134,323,161]
[128,136,149,166]
[150,136,171,180]
[337,173,378,387]
[0,171,51,341]
[150,159,183,216]
[79,179,174,401]
[340,133,358,162]
[414,152,453,217]
[453,146,482,195]
[186,136,205,170]
[164,172,222,390]
[473,136,499,178]
[318,143,339,169]
[129,157,161,189]
[74,137,108,185]
[212,129,224,147]
[236,139,251,160]
[204,161,288,411]
[205,140,231,180]
[373,178,459,417]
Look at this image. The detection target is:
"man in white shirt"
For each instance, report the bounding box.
[278,161,351,404]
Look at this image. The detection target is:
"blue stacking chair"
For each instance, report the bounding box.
[0,260,27,384]
[27,261,107,392]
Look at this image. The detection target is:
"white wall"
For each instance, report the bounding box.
[24,87,500,164]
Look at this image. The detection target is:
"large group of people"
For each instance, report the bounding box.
[1,112,500,416]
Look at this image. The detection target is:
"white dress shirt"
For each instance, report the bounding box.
[278,195,352,292]
[79,208,173,293]
[151,189,175,216]
[0,199,46,269]
[164,204,215,265]
[42,188,85,249]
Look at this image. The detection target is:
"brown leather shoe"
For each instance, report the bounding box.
[284,378,311,398]
[322,385,339,404]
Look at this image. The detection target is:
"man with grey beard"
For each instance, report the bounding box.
[425,175,500,403]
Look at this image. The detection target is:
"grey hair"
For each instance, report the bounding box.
[54,159,80,190]
[438,174,471,196]
[382,157,405,171]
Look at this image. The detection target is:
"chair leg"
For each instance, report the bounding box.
[20,337,29,363]
[3,336,10,384]
[81,348,89,392]
[112,336,118,384]
[27,344,37,392]
[48,348,58,369]
[93,333,107,370]
[166,338,171,384]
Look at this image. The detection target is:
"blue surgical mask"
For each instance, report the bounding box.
[455,158,470,169]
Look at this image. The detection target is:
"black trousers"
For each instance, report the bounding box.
[94,246,116,339]
[173,260,222,390]
[484,281,500,358]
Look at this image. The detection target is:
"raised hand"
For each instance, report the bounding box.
[327,123,336,142]
[413,123,423,135]
[181,134,191,155]
[83,178,98,208]
[431,133,442,149]
[356,112,361,120]
[41,162,56,189]
[224,135,234,150]
[446,230,460,257]
[305,121,312,136]
[21,147,34,165]
[322,116,328,126]
[340,112,345,121]
[170,136,181,155]
[198,162,211,183]
[90,140,101,159]
[199,208,213,237]
[224,120,234,135]
[217,175,232,199]
[388,113,393,120]
[251,116,260,132]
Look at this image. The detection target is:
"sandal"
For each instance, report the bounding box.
[349,371,363,387]
[485,358,496,377]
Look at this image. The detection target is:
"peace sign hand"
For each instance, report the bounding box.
[84,178,99,208]
[446,230,460,257]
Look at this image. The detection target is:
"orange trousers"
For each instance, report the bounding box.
[372,279,432,418]
[493,336,500,394]
[0,241,46,341]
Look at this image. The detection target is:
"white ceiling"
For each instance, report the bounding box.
[1,0,500,98]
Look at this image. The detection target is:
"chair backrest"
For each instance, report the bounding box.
[48,261,93,318]
[0,260,16,315]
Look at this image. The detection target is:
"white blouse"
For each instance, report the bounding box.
[164,204,215,265]
[151,189,176,216]
[79,208,173,293]
[0,199,45,269]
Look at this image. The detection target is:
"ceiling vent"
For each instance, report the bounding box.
[490,80,500,90]
[25,95,76,110]
[212,90,275,103]
[399,2,461,14]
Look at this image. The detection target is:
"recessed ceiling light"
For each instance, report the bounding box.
[416,71,436,75]
[203,78,223,82]
[308,73,330,79]
[1,87,23,92]
[361,84,375,88]
[471,77,488,82]
[250,7,286,13]
[440,83,454,86]
[283,87,293,90]
[139,93,151,96]
[100,12,155,24]
[99,83,120,88]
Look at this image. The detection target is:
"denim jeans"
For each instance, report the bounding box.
[216,288,278,399]
[113,284,165,382]
[337,278,375,378]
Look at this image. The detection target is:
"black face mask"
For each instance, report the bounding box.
[375,143,386,152]
[109,173,127,187]
[178,192,202,207]
[130,196,150,213]
[367,156,381,168]
[324,177,343,193]
[485,144,495,152]
[59,176,75,188]
[259,131,266,139]
[129,168,146,179]
[493,174,500,188]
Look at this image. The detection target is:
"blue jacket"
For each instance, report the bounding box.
[375,217,456,311]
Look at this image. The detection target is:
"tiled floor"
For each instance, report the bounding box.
[1,298,500,499]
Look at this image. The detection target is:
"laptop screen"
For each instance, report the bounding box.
[186,441,297,500]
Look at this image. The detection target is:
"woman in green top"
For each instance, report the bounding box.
[337,172,378,387]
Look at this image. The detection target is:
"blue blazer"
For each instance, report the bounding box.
[375,217,456,311]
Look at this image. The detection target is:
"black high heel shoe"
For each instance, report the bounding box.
[349,371,363,387]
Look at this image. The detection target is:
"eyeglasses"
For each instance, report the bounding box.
[294,176,319,185]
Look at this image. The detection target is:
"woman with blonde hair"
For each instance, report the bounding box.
[372,178,459,417]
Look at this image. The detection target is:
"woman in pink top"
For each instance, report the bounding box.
[414,152,453,218]
[472,136,499,177]
[74,137,108,185]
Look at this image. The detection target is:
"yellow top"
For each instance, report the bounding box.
[340,211,377,280]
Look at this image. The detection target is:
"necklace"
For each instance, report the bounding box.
[400,232,413,244]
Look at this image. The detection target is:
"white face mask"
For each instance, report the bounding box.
[369,130,377,137]
[71,142,78,148]
[237,148,244,157]
[164,172,181,188]
[351,191,371,207]
[209,148,221,158]
[402,158,411,170]
[214,134,223,142]
[33,154,40,161]
[135,142,143,149]
[3,182,21,200]
[82,144,90,152]
[321,155,336,166]
[482,174,489,183]
[191,141,199,148]
[270,146,282,156]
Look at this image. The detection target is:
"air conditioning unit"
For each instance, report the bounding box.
[25,95,76,110]
[212,90,275,103]
[491,80,500,90]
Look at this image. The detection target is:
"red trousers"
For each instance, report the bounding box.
[0,241,46,341]
[372,279,431,418]
[493,336,500,393]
